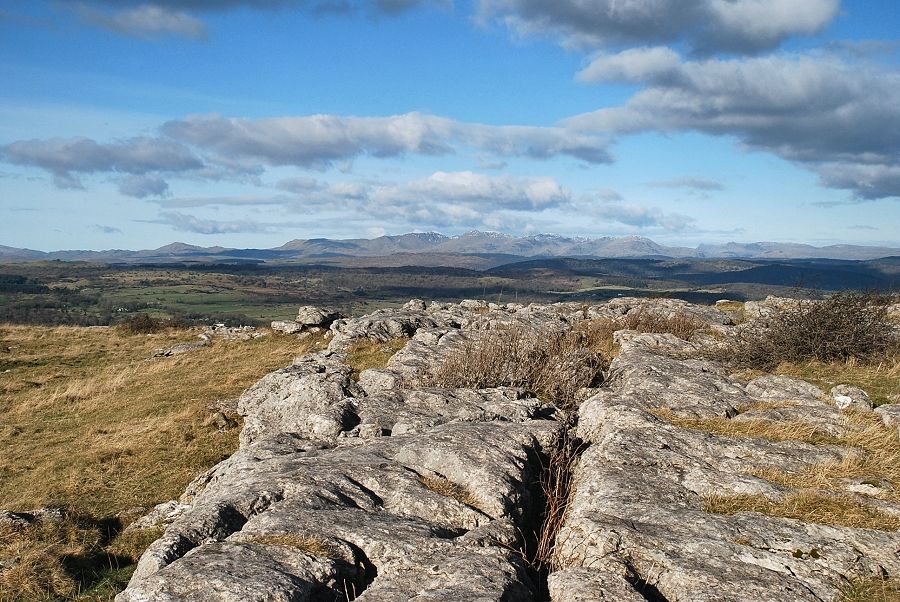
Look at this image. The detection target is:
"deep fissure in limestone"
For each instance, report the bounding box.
[523,417,586,601]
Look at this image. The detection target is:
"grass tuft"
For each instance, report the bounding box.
[420,475,479,507]
[704,490,900,531]
[243,534,339,558]
[648,408,840,445]
[843,578,900,602]
[345,338,409,380]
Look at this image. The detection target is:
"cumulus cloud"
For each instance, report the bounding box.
[371,171,571,210]
[0,136,203,188]
[592,202,694,230]
[647,177,724,192]
[158,211,269,234]
[478,0,839,54]
[0,112,610,193]
[280,171,571,229]
[162,112,612,168]
[92,224,124,234]
[70,0,438,38]
[119,174,171,198]
[75,4,207,39]
[570,51,900,200]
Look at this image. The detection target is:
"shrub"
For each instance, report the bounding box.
[427,320,616,409]
[118,313,165,334]
[720,291,898,371]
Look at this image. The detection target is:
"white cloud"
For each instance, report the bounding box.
[162,112,612,168]
[478,0,839,54]
[570,50,900,200]
[593,202,694,230]
[158,211,269,234]
[76,4,208,40]
[647,177,724,192]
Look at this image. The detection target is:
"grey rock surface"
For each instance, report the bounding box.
[831,384,874,413]
[296,305,342,327]
[270,320,301,334]
[118,298,900,602]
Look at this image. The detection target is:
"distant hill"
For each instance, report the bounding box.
[1,231,898,264]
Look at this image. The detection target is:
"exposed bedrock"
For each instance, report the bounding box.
[118,298,900,601]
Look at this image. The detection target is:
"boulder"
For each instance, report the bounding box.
[296,306,342,328]
[831,384,874,413]
[270,320,301,334]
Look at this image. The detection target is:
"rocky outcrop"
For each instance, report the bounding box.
[119,299,900,601]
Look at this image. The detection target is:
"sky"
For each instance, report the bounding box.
[0,0,899,251]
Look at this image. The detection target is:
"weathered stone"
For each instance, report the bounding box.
[875,403,900,429]
[151,340,207,358]
[270,320,301,334]
[296,306,342,328]
[831,384,874,413]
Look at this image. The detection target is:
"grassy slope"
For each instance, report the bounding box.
[0,324,328,600]
[0,325,321,514]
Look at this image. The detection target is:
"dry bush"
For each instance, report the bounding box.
[704,490,900,531]
[428,310,706,409]
[428,320,615,409]
[619,307,707,340]
[419,475,479,507]
[719,292,899,371]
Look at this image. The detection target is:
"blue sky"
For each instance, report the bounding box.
[1,0,898,251]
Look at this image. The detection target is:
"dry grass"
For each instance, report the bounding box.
[0,323,325,600]
[655,404,900,533]
[704,490,900,531]
[0,516,101,600]
[734,400,796,413]
[715,301,746,324]
[750,413,900,505]
[843,578,900,602]
[428,311,706,409]
[648,408,840,445]
[0,514,157,601]
[535,436,583,572]
[427,319,617,409]
[0,324,322,515]
[242,534,339,558]
[776,354,900,407]
[345,338,409,379]
[420,475,479,507]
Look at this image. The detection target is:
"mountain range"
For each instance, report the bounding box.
[2,231,898,265]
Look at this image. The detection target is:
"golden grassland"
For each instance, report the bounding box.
[0,324,325,600]
[0,324,324,514]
